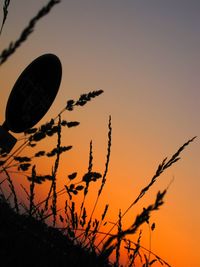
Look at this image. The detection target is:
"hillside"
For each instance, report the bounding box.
[0,195,111,267]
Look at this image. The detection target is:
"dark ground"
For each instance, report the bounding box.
[0,195,111,267]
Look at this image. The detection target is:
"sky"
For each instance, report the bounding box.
[0,1,200,266]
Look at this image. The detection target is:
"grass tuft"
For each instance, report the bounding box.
[0,2,197,266]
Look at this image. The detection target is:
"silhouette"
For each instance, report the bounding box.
[0,54,62,153]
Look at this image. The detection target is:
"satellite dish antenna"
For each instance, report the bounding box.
[0,53,62,153]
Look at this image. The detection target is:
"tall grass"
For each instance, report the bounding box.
[0,0,10,36]
[0,1,196,266]
[0,0,60,65]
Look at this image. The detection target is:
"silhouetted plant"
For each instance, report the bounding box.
[0,0,60,65]
[0,1,197,267]
[0,0,10,35]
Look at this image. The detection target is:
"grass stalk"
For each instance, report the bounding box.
[0,0,60,65]
[0,0,10,35]
[88,116,112,224]
[3,167,19,213]
[97,136,196,248]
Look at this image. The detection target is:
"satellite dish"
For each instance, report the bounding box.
[5,53,62,132]
[0,53,62,153]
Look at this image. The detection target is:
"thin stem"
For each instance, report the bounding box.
[96,137,196,248]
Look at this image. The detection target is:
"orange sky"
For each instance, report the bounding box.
[0,1,200,266]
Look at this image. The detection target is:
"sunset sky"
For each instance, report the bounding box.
[0,1,200,266]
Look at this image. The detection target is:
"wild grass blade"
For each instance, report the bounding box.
[97,137,196,248]
[51,114,62,226]
[3,167,19,213]
[29,165,36,216]
[115,209,122,267]
[121,136,196,217]
[0,0,10,36]
[0,0,60,65]
[88,116,112,222]
[101,189,167,255]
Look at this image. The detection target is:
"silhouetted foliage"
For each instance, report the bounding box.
[0,1,196,267]
[0,0,60,65]
[0,0,10,35]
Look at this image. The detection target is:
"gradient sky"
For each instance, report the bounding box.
[0,1,200,266]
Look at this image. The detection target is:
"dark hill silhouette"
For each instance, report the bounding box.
[0,195,111,267]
